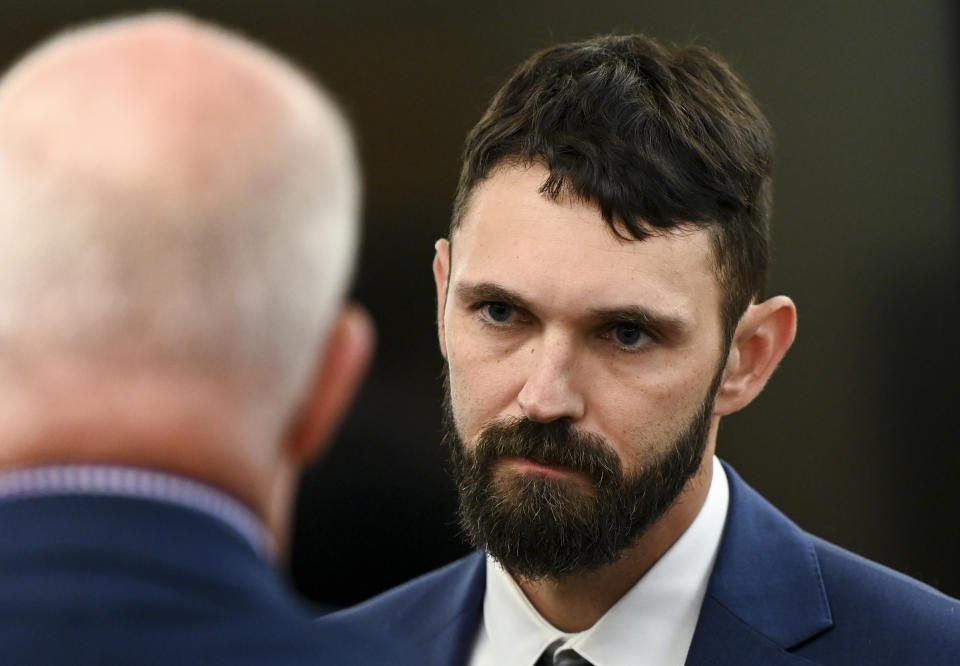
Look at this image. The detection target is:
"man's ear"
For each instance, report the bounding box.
[432,238,451,359]
[285,303,375,463]
[714,295,797,416]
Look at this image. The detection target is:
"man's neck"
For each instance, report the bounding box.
[515,456,715,632]
[0,369,277,531]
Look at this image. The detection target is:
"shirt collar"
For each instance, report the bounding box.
[477,456,730,666]
[0,464,274,559]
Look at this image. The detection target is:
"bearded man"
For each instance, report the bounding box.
[320,33,960,665]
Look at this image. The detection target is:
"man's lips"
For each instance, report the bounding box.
[498,456,584,480]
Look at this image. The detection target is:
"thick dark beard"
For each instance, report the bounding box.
[442,367,722,581]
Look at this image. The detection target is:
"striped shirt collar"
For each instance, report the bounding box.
[0,464,274,560]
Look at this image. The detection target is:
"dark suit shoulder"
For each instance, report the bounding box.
[780,535,960,664]
[0,494,392,665]
[323,553,484,629]
[319,553,485,666]
[815,536,959,645]
[700,464,960,665]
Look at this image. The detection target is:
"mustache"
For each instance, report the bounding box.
[470,418,623,485]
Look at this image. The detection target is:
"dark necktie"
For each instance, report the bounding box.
[535,643,593,666]
[553,649,593,666]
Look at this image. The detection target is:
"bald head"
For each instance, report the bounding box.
[0,14,359,422]
[0,15,368,524]
[0,14,355,211]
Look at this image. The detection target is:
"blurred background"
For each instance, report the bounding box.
[2,1,956,607]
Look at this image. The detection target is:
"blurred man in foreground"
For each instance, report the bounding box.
[0,13,380,664]
[321,34,960,665]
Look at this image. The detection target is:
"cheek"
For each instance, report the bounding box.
[446,345,516,443]
[445,313,528,415]
[591,375,710,460]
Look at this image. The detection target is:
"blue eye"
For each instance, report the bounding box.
[484,302,514,322]
[614,324,644,346]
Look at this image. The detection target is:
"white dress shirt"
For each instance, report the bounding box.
[468,455,730,666]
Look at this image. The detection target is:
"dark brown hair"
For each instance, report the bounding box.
[451,34,774,341]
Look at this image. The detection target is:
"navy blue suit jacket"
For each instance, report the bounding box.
[0,493,387,665]
[320,463,960,665]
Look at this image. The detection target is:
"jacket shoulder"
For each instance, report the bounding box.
[814,536,960,636]
[710,463,960,664]
[319,552,485,635]
[780,533,960,663]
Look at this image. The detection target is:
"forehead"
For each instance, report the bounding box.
[451,164,722,326]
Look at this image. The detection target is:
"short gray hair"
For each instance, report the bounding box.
[0,14,360,428]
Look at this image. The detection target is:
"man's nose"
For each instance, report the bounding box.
[516,333,585,423]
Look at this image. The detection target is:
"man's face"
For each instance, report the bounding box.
[434,163,729,578]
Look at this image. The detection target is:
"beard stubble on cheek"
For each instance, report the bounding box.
[441,366,719,581]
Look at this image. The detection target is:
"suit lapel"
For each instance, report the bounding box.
[686,463,833,664]
[374,553,486,666]
[415,554,486,666]
[686,597,820,666]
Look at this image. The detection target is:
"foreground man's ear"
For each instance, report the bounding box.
[714,295,797,416]
[285,303,375,462]
[432,238,451,359]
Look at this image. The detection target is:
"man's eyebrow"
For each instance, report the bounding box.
[454,281,530,309]
[455,282,691,336]
[587,305,691,337]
